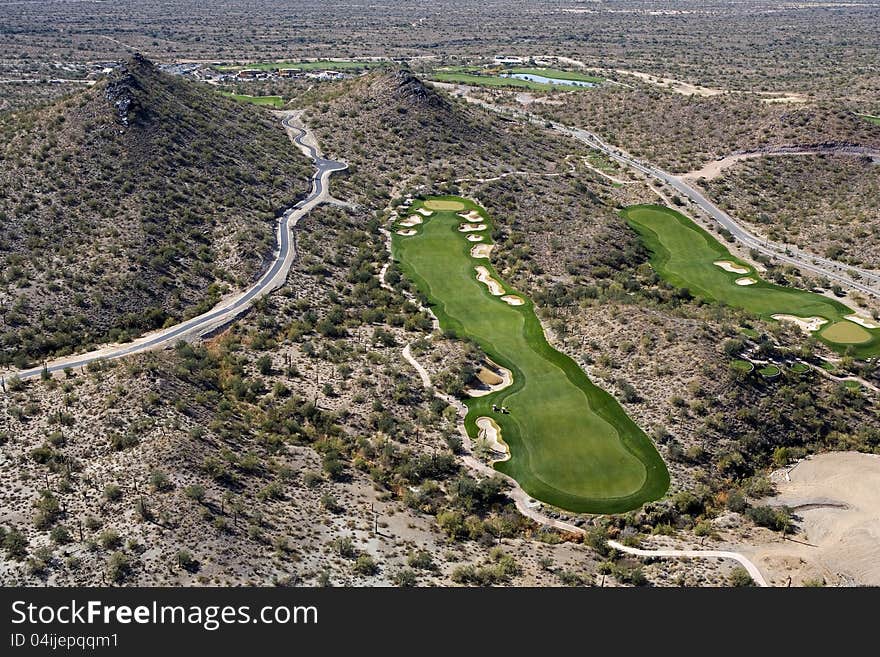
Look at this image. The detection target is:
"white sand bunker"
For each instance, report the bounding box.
[773,314,828,333]
[398,215,423,227]
[396,229,417,236]
[476,417,510,462]
[502,295,524,306]
[470,244,494,259]
[467,360,513,397]
[466,234,484,242]
[475,266,505,295]
[846,314,880,329]
[459,223,487,232]
[715,260,750,274]
[458,210,483,222]
[416,208,433,217]
[735,277,757,286]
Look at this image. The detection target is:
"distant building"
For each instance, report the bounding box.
[493,55,524,65]
[236,69,261,79]
[277,68,301,78]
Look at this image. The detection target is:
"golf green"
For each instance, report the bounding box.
[624,205,880,358]
[393,196,669,513]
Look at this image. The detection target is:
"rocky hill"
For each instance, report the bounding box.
[0,55,312,368]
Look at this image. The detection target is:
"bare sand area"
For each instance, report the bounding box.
[714,260,750,274]
[846,314,880,329]
[735,276,757,286]
[416,208,434,217]
[502,295,525,306]
[458,210,483,222]
[466,360,513,398]
[466,234,484,242]
[470,244,494,258]
[475,266,505,295]
[742,452,880,586]
[459,223,487,232]
[398,215,423,227]
[773,314,828,333]
[396,229,417,236]
[476,417,510,462]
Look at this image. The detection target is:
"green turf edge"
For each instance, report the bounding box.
[217,91,284,107]
[393,196,669,514]
[622,204,880,358]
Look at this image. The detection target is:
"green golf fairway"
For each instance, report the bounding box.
[393,197,669,513]
[624,205,880,357]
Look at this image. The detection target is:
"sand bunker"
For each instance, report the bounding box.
[459,223,487,232]
[735,277,757,286]
[466,360,513,398]
[772,314,828,333]
[396,229,417,236]
[743,452,880,586]
[423,199,465,211]
[470,244,494,259]
[502,295,525,306]
[475,266,505,296]
[458,210,483,222]
[845,314,880,330]
[714,260,750,274]
[398,215,423,227]
[476,417,510,462]
[466,234,484,242]
[416,207,434,217]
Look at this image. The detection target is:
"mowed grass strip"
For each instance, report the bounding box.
[393,196,668,513]
[218,92,284,107]
[623,204,880,357]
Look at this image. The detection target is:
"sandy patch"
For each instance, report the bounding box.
[772,314,828,333]
[395,229,417,236]
[502,295,525,306]
[470,244,494,259]
[466,234,484,242]
[476,417,510,462]
[714,260,750,274]
[759,93,808,105]
[475,266,505,295]
[845,314,880,330]
[459,223,487,232]
[735,277,757,286]
[458,210,483,222]
[743,452,880,586]
[398,215,423,227]
[416,208,434,217]
[466,360,513,398]
[614,69,724,97]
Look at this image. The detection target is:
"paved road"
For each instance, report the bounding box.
[608,539,770,587]
[451,88,880,300]
[9,116,345,381]
[552,123,880,299]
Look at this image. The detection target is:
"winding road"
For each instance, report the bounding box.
[8,115,346,381]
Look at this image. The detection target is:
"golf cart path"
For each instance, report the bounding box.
[6,113,346,382]
[608,540,769,587]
